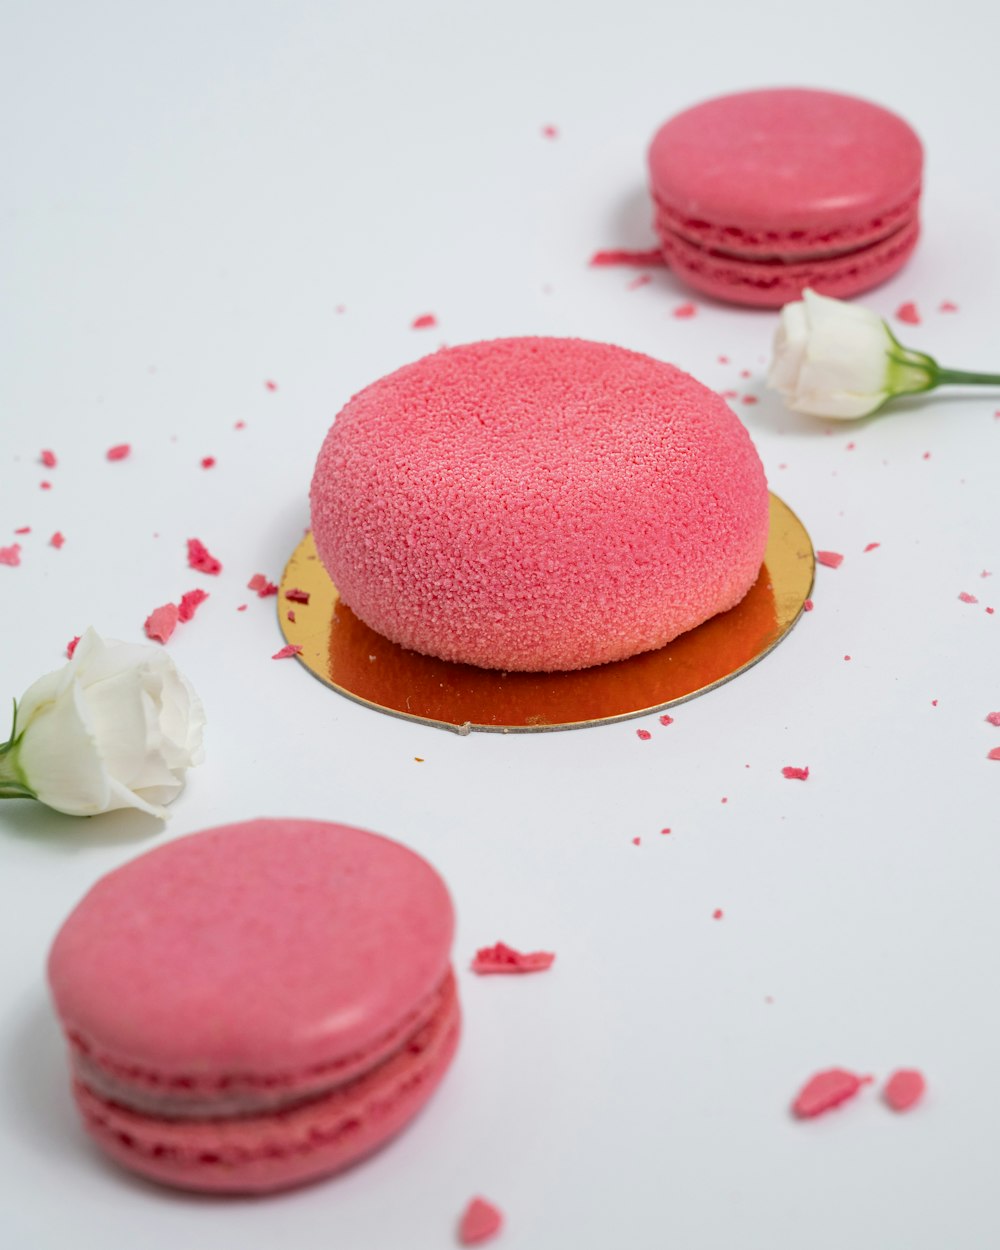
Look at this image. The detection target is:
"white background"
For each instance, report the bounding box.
[2,2,999,1247]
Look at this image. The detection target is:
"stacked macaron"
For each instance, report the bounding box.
[648,88,924,307]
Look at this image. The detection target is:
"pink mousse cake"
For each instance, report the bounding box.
[648,88,923,308]
[48,819,459,1193]
[310,337,769,671]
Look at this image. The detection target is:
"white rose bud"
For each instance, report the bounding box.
[767,288,936,419]
[0,628,205,818]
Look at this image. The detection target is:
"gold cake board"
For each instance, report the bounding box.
[278,493,813,734]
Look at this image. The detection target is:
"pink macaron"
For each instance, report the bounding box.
[48,819,459,1193]
[310,336,769,672]
[648,88,924,308]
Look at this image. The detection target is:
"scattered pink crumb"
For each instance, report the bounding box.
[817,550,844,569]
[14,526,30,534]
[471,942,555,975]
[931,699,938,707]
[844,654,852,662]
[986,712,1000,726]
[178,588,209,622]
[959,591,978,604]
[895,301,920,325]
[589,248,665,268]
[883,1069,926,1112]
[864,542,880,552]
[626,274,652,291]
[144,603,179,644]
[659,714,674,726]
[632,836,641,846]
[287,609,296,623]
[234,420,246,430]
[237,603,247,612]
[187,537,222,575]
[660,827,671,835]
[636,728,652,741]
[106,443,131,461]
[987,607,995,615]
[272,644,302,660]
[803,599,814,611]
[939,300,958,313]
[335,304,346,314]
[0,544,21,567]
[792,1069,873,1119]
[846,441,856,451]
[66,635,80,658]
[719,388,739,400]
[672,302,697,319]
[264,380,278,392]
[248,572,278,597]
[41,449,57,468]
[541,123,558,139]
[989,747,1000,761]
[922,451,931,460]
[40,480,51,490]
[712,908,723,920]
[411,313,438,330]
[721,796,728,804]
[782,766,810,780]
[201,456,216,469]
[458,1197,503,1246]
[741,394,758,405]
[983,570,993,578]
[718,355,729,365]
[50,531,65,549]
[285,587,310,604]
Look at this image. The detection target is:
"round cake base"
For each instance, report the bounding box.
[277,494,813,734]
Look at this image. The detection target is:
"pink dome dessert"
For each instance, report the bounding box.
[310,337,769,672]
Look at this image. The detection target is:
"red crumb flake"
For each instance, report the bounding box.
[718,355,730,364]
[739,368,752,379]
[636,728,652,741]
[792,1069,873,1119]
[782,766,810,780]
[14,526,30,534]
[632,836,641,846]
[106,443,131,461]
[741,394,758,405]
[959,591,978,604]
[803,599,814,611]
[589,247,665,267]
[0,543,21,567]
[721,796,728,804]
[922,451,931,460]
[201,456,216,469]
[626,274,652,290]
[661,827,671,835]
[989,747,1000,761]
[286,609,296,623]
[234,420,246,430]
[50,531,65,549]
[846,441,856,450]
[248,572,278,597]
[895,301,921,325]
[931,699,938,706]
[844,654,852,661]
[986,712,1000,726]
[144,602,179,644]
[884,1069,926,1112]
[471,942,555,975]
[187,537,223,575]
[264,379,278,391]
[458,1197,503,1246]
[712,908,724,920]
[411,313,438,330]
[237,603,247,611]
[285,587,311,604]
[672,302,697,318]
[817,550,844,569]
[40,449,57,468]
[984,570,993,578]
[988,607,996,615]
[541,123,558,139]
[178,588,209,622]
[272,644,302,660]
[659,714,674,726]
[65,635,81,658]
[864,542,880,552]
[939,300,959,313]
[719,388,739,399]
[40,480,52,490]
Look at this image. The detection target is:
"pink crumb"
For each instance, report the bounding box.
[0,544,22,567]
[719,389,739,400]
[741,394,758,405]
[939,301,958,313]
[177,588,209,622]
[264,380,278,391]
[782,766,810,780]
[41,449,57,468]
[589,248,666,268]
[844,654,852,661]
[636,728,652,741]
[40,480,52,490]
[285,588,310,604]
[792,1069,873,1119]
[411,313,438,330]
[14,526,30,534]
[672,302,697,318]
[287,609,296,623]
[541,124,558,139]
[626,274,652,291]
[817,550,844,569]
[632,836,641,846]
[922,451,931,460]
[234,420,246,430]
[864,542,881,552]
[659,714,674,726]
[718,355,730,364]
[201,456,216,469]
[895,301,921,325]
[66,635,80,658]
[237,604,248,612]
[803,599,814,611]
[272,644,302,660]
[106,443,131,461]
[712,908,723,920]
[458,1197,503,1246]
[144,603,180,644]
[187,537,222,575]
[988,747,1000,761]
[846,441,856,450]
[959,591,978,604]
[471,942,555,975]
[661,827,671,835]
[988,607,995,615]
[721,796,728,804]
[986,712,1000,726]
[883,1069,926,1112]
[50,531,65,549]
[931,699,938,706]
[248,572,278,597]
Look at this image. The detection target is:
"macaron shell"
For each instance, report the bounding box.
[72,972,461,1193]
[48,820,455,1097]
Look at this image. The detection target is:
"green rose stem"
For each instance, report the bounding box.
[932,367,1000,386]
[888,338,1000,398]
[0,702,37,801]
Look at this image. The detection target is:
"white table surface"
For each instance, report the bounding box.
[3,2,999,1247]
